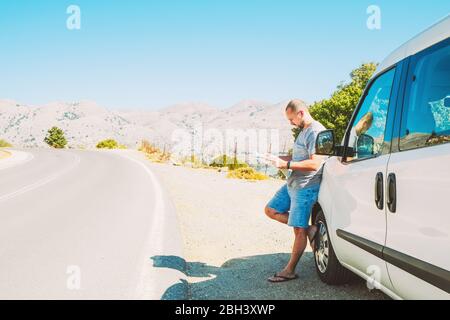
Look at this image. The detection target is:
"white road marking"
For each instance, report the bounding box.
[117,153,165,247]
[115,153,169,299]
[0,153,81,203]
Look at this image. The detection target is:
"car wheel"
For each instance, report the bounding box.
[314,209,352,285]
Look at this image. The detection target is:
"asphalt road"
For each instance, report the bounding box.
[0,149,185,299]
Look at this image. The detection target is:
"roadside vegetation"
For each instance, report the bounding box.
[138,139,270,180]
[178,154,205,168]
[139,140,171,163]
[44,127,67,149]
[227,167,269,180]
[96,139,127,149]
[210,154,271,180]
[0,139,12,148]
[209,154,248,171]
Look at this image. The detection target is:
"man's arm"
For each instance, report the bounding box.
[264,130,326,170]
[288,154,326,171]
[279,155,292,162]
[266,154,327,171]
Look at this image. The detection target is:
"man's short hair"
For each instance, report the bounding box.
[286,99,308,113]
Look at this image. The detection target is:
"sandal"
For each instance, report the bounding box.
[267,273,299,283]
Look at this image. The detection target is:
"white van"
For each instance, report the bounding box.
[312,15,450,299]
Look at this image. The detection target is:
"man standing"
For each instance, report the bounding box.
[265,99,327,283]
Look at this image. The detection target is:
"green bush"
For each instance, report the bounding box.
[293,62,377,142]
[44,127,67,149]
[227,167,269,181]
[0,139,12,148]
[96,139,126,149]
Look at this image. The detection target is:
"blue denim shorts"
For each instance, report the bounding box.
[267,184,320,228]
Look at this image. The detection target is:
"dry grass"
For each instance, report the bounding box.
[139,140,171,163]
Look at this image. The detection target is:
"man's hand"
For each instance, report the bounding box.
[263,154,288,169]
[261,153,327,171]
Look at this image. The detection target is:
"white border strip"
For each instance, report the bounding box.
[117,153,169,299]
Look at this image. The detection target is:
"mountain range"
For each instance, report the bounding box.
[0,99,298,155]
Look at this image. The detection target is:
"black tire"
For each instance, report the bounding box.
[313,209,352,285]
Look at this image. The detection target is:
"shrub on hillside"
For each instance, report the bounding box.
[44,127,67,149]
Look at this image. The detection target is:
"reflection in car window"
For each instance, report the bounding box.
[346,68,396,162]
[400,43,450,150]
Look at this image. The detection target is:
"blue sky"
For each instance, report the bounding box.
[0,0,449,110]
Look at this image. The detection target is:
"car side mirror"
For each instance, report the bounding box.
[444,96,450,108]
[357,133,375,156]
[315,130,336,156]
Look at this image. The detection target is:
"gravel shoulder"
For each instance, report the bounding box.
[0,149,33,170]
[148,162,388,300]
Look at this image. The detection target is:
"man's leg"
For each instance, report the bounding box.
[265,184,290,225]
[264,206,289,224]
[268,185,321,282]
[283,185,320,270]
[276,227,308,278]
[265,215,317,249]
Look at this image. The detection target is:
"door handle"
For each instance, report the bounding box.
[387,173,397,213]
[374,172,384,210]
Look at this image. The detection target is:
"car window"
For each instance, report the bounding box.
[346,68,396,162]
[400,42,450,150]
